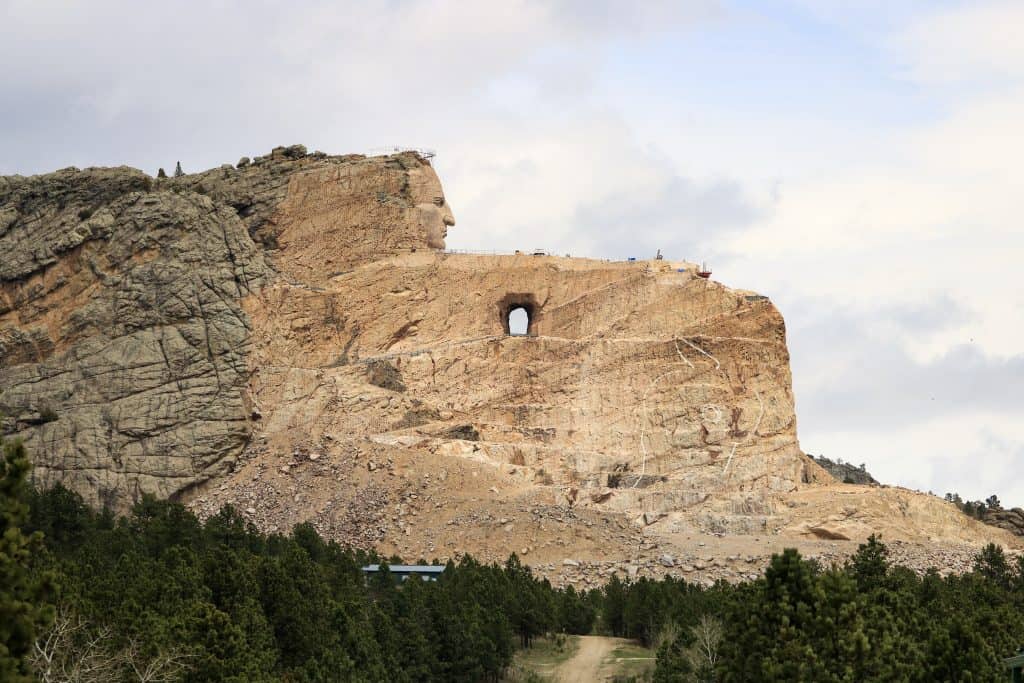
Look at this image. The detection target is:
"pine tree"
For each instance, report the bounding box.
[174,161,184,177]
[0,439,54,682]
[720,549,826,681]
[974,543,1010,587]
[604,574,626,637]
[848,534,890,590]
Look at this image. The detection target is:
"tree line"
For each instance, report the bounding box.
[607,538,1024,681]
[2,438,594,681]
[4,435,1024,681]
[945,491,1006,521]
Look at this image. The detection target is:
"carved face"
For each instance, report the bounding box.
[408,164,455,249]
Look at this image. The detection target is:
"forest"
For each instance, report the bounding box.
[4,437,1024,682]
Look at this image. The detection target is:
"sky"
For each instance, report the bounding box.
[2,0,1021,505]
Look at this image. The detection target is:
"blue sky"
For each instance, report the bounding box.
[1,0,1021,505]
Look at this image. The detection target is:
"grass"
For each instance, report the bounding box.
[505,634,580,681]
[600,642,657,681]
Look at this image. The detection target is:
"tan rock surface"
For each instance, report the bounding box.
[1,146,1018,582]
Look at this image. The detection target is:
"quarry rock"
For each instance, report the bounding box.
[2,146,1019,579]
[1,167,266,507]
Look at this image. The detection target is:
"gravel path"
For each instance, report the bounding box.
[554,635,627,683]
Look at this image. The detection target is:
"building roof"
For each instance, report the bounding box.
[361,564,446,574]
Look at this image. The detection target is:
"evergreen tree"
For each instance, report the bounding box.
[848,534,890,590]
[973,543,1010,588]
[0,439,54,682]
[174,161,184,177]
[18,477,1024,682]
[723,548,826,681]
[604,574,626,637]
[653,630,694,682]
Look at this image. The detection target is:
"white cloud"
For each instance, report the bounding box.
[806,416,1024,507]
[717,2,1024,360]
[1,0,1021,504]
[896,0,1024,84]
[706,1,1024,504]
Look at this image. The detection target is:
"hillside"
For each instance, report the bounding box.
[1,146,1018,586]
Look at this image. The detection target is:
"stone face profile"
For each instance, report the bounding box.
[1,146,1017,581]
[409,163,455,250]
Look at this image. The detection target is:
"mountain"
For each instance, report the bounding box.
[2,145,1018,585]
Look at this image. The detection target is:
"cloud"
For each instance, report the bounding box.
[896,1,1024,84]
[570,174,760,259]
[792,317,1024,431]
[806,416,1024,506]
[438,114,761,259]
[0,0,721,174]
[786,294,1024,505]
[1,1,1021,505]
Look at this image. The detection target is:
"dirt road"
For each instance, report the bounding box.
[554,635,629,683]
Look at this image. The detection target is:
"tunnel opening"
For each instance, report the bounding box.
[499,294,539,336]
[508,307,529,336]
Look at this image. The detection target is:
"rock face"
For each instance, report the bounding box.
[811,455,879,486]
[0,166,267,506]
[232,152,819,538]
[2,146,1018,576]
[982,508,1024,537]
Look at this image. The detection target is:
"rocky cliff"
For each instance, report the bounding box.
[0,166,267,506]
[2,146,1018,583]
[982,508,1024,536]
[811,455,879,486]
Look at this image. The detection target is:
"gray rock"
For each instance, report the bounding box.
[1,166,267,509]
[811,454,879,485]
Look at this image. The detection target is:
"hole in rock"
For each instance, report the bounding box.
[498,294,538,335]
[508,307,529,336]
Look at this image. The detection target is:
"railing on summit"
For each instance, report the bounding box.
[368,146,437,159]
[441,249,672,263]
[441,248,518,256]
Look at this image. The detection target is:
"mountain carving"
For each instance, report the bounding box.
[2,146,1017,584]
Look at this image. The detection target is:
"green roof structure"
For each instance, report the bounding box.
[1006,648,1024,683]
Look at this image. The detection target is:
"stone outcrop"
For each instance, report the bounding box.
[0,146,449,507]
[2,146,1018,578]
[811,455,879,485]
[0,166,267,506]
[982,508,1024,536]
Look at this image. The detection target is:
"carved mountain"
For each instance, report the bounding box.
[2,146,1018,584]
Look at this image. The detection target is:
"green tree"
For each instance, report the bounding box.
[973,543,1010,587]
[0,439,54,682]
[848,534,889,590]
[720,549,826,681]
[604,574,626,636]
